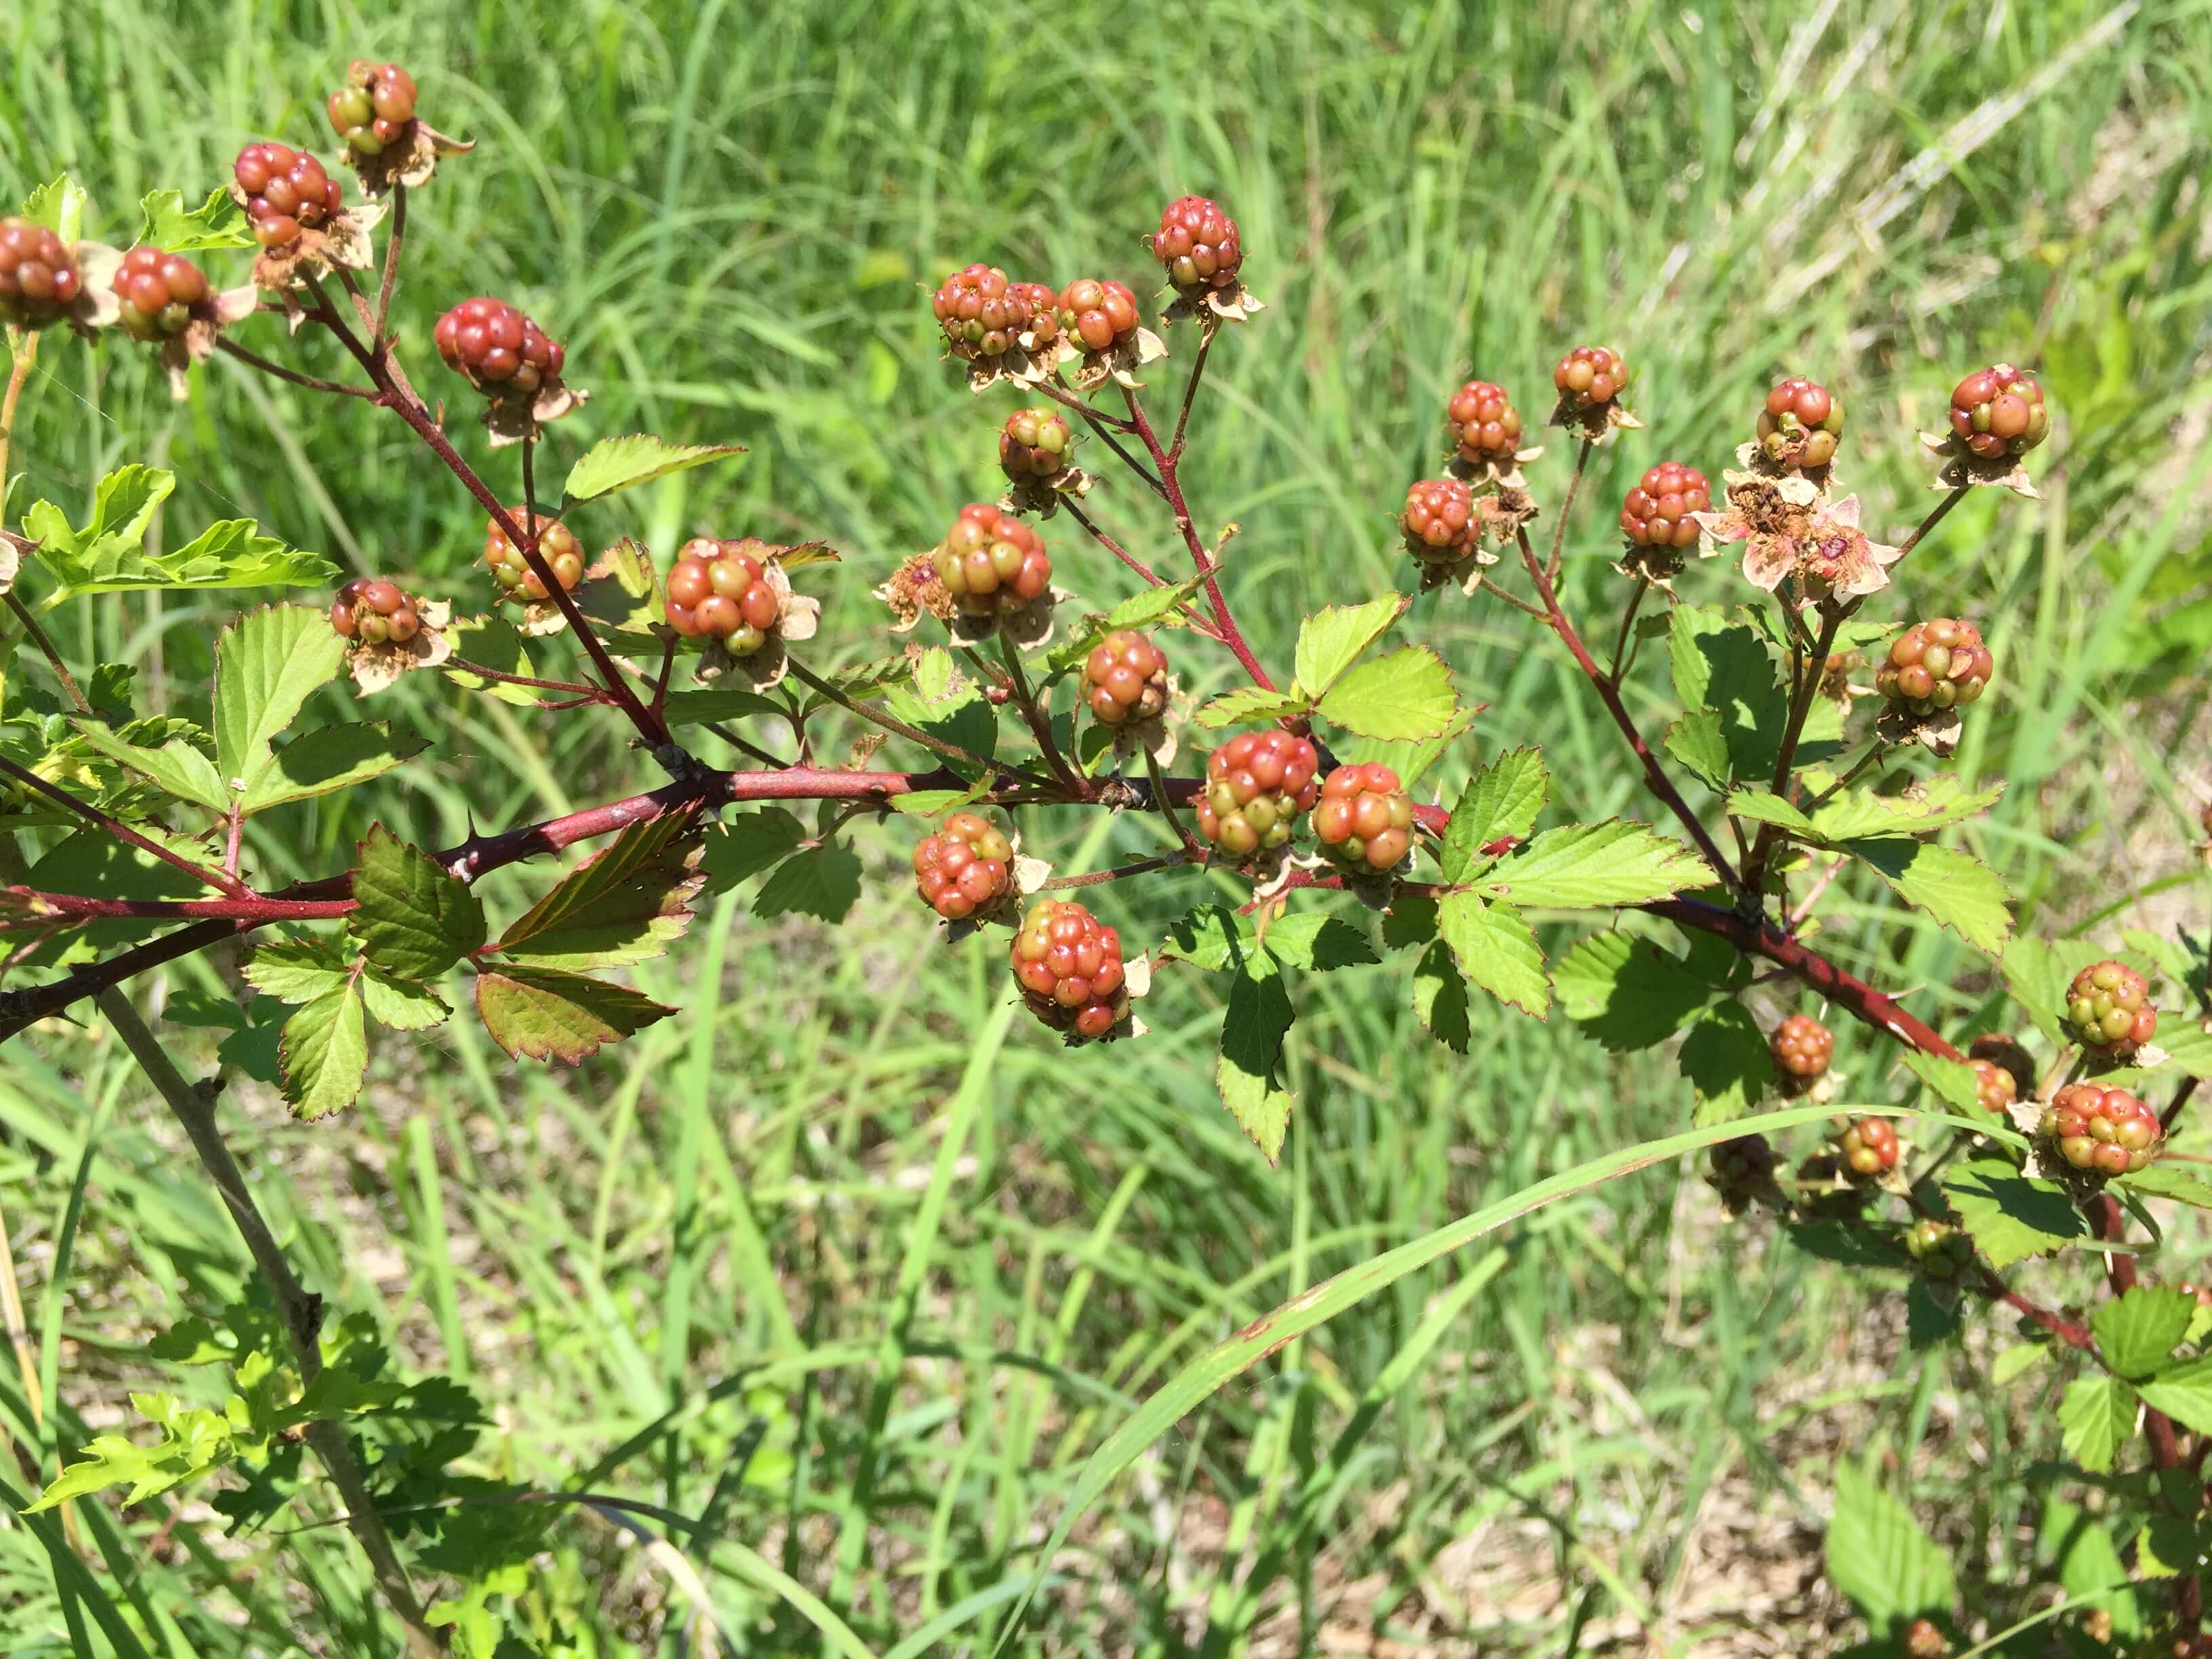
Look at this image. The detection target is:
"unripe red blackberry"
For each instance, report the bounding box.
[2046,1082,2163,1176]
[1553,344,1629,409]
[0,218,83,329]
[1193,731,1320,859]
[1969,1057,2018,1118]
[930,504,1051,619]
[1007,281,1061,349]
[1619,462,1709,551]
[2064,960,2156,1059]
[665,537,781,653]
[1081,630,1168,726]
[1010,899,1128,1040]
[912,811,1015,922]
[434,297,566,401]
[331,577,423,646]
[1904,1220,1973,1278]
[483,510,584,602]
[932,264,1029,362]
[1446,380,1523,466]
[1400,477,1478,567]
[1874,618,1992,716]
[1969,1031,2036,1098]
[1312,763,1415,873]
[326,62,418,155]
[1948,364,2049,461]
[1755,377,1844,469]
[110,246,211,340]
[1834,1115,1898,1177]
[1903,1618,1948,1659]
[999,407,1075,481]
[1149,195,1242,299]
[1057,278,1140,353]
[1771,1013,1832,1080]
[233,143,342,249]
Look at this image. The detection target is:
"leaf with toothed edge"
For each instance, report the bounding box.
[560,434,747,504]
[1439,746,1549,882]
[487,805,703,970]
[277,984,367,1120]
[474,964,676,1063]
[1217,947,1294,1164]
[348,826,487,981]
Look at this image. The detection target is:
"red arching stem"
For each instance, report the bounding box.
[2,891,356,924]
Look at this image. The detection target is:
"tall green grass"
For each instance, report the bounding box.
[3,0,2210,1651]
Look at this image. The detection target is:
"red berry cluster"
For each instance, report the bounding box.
[1771,1013,1832,1080]
[1619,462,1709,551]
[0,218,82,329]
[933,264,1028,363]
[999,407,1075,480]
[2047,1082,2162,1175]
[1835,1116,1898,1176]
[1755,377,1844,469]
[1875,619,1992,716]
[434,297,566,403]
[1081,630,1169,726]
[931,504,1051,619]
[665,539,781,653]
[1948,365,2049,461]
[1194,732,1320,858]
[912,811,1014,921]
[483,512,584,602]
[111,247,211,341]
[1059,278,1139,352]
[1149,196,1243,300]
[1553,345,1629,409]
[331,579,422,644]
[1011,899,1128,1040]
[326,62,419,156]
[1446,380,1523,466]
[1401,477,1478,568]
[234,143,342,250]
[1970,1057,2018,1117]
[1312,764,1415,873]
[2065,960,2156,1059]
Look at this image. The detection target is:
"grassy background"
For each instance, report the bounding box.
[3,0,2211,1652]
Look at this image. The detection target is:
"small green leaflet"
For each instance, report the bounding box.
[1553,929,1726,1051]
[753,842,863,922]
[1314,647,1457,742]
[2091,1286,2196,1379]
[215,605,346,785]
[1411,939,1472,1052]
[67,720,228,813]
[1845,838,2013,954]
[18,175,87,241]
[1807,778,2005,840]
[245,722,426,813]
[2133,1355,2212,1437]
[1292,595,1404,696]
[1194,685,1309,729]
[487,806,702,970]
[700,809,810,891]
[560,434,746,504]
[1162,904,1374,973]
[136,186,255,252]
[348,827,487,980]
[1439,746,1548,882]
[1436,891,1548,1019]
[1663,709,1729,790]
[1679,1001,1769,1124]
[28,471,334,595]
[1218,947,1294,1164]
[1476,820,1716,909]
[474,964,675,1063]
[1941,1158,2087,1269]
[1822,1461,1957,1637]
[243,938,352,1003]
[2057,1374,2137,1475]
[26,1391,234,1511]
[443,615,554,708]
[279,983,369,1121]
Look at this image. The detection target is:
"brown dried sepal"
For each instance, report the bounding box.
[876,553,960,634]
[1728,437,1838,504]
[943,586,1063,653]
[233,192,387,293]
[1876,700,1963,758]
[1158,284,1266,331]
[998,466,1094,520]
[149,284,260,401]
[1918,429,2039,500]
[346,117,475,198]
[483,377,589,449]
[348,596,453,695]
[1545,390,1641,444]
[54,241,125,340]
[1445,445,1543,493]
[684,550,821,693]
[1053,326,1170,394]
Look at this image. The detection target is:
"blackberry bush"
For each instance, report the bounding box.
[1010,899,1128,1040]
[1311,763,1414,873]
[433,295,565,403]
[1147,194,1242,301]
[2046,1082,2162,1175]
[912,811,1015,921]
[1081,630,1169,726]
[1874,618,1992,716]
[1445,379,1523,468]
[483,511,584,602]
[0,217,82,329]
[232,142,342,249]
[930,504,1051,619]
[665,538,782,653]
[1755,376,1844,470]
[330,578,422,645]
[1948,364,2051,461]
[2064,960,2156,1059]
[110,247,210,340]
[1193,731,1319,859]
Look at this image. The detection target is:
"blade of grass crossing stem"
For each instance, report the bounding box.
[830,995,1017,1606]
[403,1116,470,1382]
[990,1101,1854,1650]
[0,1473,153,1659]
[712,1536,882,1659]
[37,1099,110,1555]
[884,1574,1065,1659]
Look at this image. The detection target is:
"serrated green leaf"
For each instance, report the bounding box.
[18,176,88,242]
[1670,605,1794,781]
[2118,1164,2212,1210]
[136,186,255,252]
[359,970,450,1031]
[1824,1462,1957,1635]
[1437,891,1548,1019]
[1904,1279,1962,1350]
[66,718,228,813]
[1332,703,1476,790]
[1991,1343,2049,1386]
[699,809,810,892]
[242,939,351,1004]
[2045,1504,2142,1636]
[24,465,174,565]
[2059,1375,2137,1474]
[243,722,427,813]
[1663,708,1730,789]
[474,964,674,1063]
[2093,1287,2196,1378]
[1410,939,1471,1052]
[1293,596,1404,697]
[561,434,746,504]
[1900,1050,1987,1117]
[2133,1355,2212,1435]
[1439,747,1548,882]
[1726,787,1815,836]
[2148,1017,2212,1082]
[1218,949,1294,1164]
[490,807,701,970]
[26,1393,234,1511]
[752,842,863,922]
[1046,577,1208,672]
[1681,1000,1769,1125]
[1161,905,1374,974]
[1847,838,2013,954]
[1553,929,1724,1050]
[1809,778,2006,841]
[1478,820,1717,909]
[279,985,368,1121]
[1193,685,1309,729]
[348,826,486,980]
[1315,647,1456,742]
[1942,1159,2087,1269]
[33,491,335,595]
[2000,936,2114,1046]
[214,606,347,785]
[661,687,791,726]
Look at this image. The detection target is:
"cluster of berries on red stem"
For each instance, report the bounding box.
[434,296,565,405]
[933,264,1027,363]
[1312,764,1415,873]
[665,538,781,653]
[1834,1116,1898,1177]
[1081,630,1169,727]
[325,62,418,156]
[2046,1081,2162,1175]
[1148,196,1242,301]
[1059,278,1140,352]
[111,247,210,341]
[912,811,1015,922]
[1771,1013,1832,1083]
[1193,731,1320,859]
[1755,377,1844,470]
[1875,619,1992,716]
[1949,364,2050,461]
[330,579,422,645]
[1400,477,1479,568]
[2064,959,2156,1059]
[484,510,583,602]
[1619,462,1708,552]
[1553,344,1629,409]
[1011,899,1128,1040]
[1446,380,1523,466]
[233,143,342,250]
[1970,1057,2019,1117]
[931,504,1051,619]
[999,407,1075,481]
[0,218,82,329]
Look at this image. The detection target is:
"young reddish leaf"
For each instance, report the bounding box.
[278,985,368,1121]
[474,964,676,1063]
[488,805,703,970]
[348,825,487,980]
